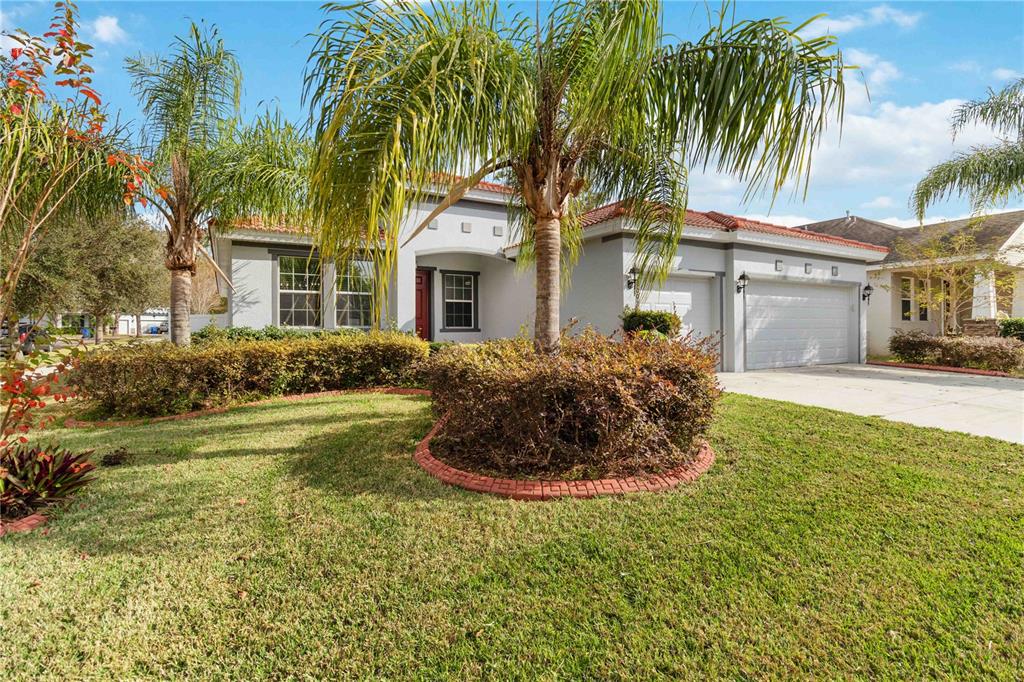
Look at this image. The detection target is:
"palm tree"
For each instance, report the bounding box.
[913,78,1024,219]
[128,23,308,345]
[306,0,848,352]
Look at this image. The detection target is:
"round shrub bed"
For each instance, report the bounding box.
[423,332,720,479]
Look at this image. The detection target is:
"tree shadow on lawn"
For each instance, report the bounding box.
[22,406,467,558]
[286,413,480,504]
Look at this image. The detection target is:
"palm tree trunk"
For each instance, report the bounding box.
[170,269,192,345]
[534,217,561,352]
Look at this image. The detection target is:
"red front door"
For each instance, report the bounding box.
[415,269,432,340]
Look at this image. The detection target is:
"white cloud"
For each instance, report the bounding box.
[90,15,127,44]
[949,60,982,74]
[805,99,994,189]
[992,67,1022,81]
[817,4,922,35]
[862,196,895,209]
[847,49,902,94]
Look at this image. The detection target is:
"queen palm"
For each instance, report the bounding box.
[913,78,1024,219]
[128,24,308,345]
[306,0,848,351]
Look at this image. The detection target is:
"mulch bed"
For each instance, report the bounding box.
[414,415,715,500]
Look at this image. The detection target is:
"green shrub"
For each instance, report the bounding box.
[621,308,682,337]
[191,324,365,346]
[998,317,1024,341]
[424,331,720,479]
[890,329,1023,372]
[72,332,430,417]
[937,336,1024,372]
[0,444,96,520]
[888,329,939,364]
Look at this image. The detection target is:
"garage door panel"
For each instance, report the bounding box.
[745,282,855,370]
[642,276,716,340]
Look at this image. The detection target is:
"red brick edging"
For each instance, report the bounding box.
[867,360,1016,378]
[63,387,432,428]
[0,512,47,537]
[414,415,716,500]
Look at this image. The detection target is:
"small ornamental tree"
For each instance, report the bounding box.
[890,226,1018,334]
[1,1,151,328]
[0,2,143,516]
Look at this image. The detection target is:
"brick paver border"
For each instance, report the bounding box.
[414,415,716,500]
[867,360,1016,378]
[0,512,47,537]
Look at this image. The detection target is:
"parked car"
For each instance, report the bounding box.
[158,321,169,334]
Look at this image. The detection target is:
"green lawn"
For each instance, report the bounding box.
[2,392,1022,679]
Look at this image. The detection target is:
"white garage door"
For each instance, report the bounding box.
[643,275,717,340]
[745,281,855,370]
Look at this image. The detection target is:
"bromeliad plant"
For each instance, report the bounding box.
[0,345,89,520]
[306,0,850,351]
[0,443,95,520]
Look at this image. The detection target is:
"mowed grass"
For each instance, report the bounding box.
[2,392,1022,679]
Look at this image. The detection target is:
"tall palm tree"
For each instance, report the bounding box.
[306,0,848,351]
[913,78,1024,220]
[128,23,308,345]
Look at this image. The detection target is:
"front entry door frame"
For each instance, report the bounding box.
[415,268,433,341]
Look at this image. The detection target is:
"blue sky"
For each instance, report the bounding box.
[2,1,1022,227]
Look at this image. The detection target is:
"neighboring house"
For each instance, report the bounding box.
[799,212,1024,355]
[200,183,888,371]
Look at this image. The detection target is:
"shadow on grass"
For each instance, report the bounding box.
[286,412,476,503]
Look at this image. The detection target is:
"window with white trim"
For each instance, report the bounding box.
[279,255,321,327]
[443,272,476,330]
[336,259,374,329]
[900,277,912,321]
[917,279,929,321]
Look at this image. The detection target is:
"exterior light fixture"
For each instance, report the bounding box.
[626,267,639,290]
[862,284,874,303]
[736,272,750,294]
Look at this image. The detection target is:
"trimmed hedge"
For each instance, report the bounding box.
[72,332,429,417]
[621,308,682,337]
[889,329,1024,373]
[191,324,364,345]
[424,331,720,479]
[998,317,1024,341]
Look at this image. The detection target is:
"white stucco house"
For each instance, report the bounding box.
[197,182,889,372]
[800,211,1024,355]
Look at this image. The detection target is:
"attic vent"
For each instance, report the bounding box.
[461,222,472,233]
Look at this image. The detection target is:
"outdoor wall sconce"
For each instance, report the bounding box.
[626,267,639,290]
[862,284,874,303]
[736,272,749,294]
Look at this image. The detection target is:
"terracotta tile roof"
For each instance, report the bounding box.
[228,216,307,235]
[581,201,889,253]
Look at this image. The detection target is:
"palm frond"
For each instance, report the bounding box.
[951,78,1024,141]
[912,141,1024,220]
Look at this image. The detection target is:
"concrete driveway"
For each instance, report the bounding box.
[718,364,1024,444]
